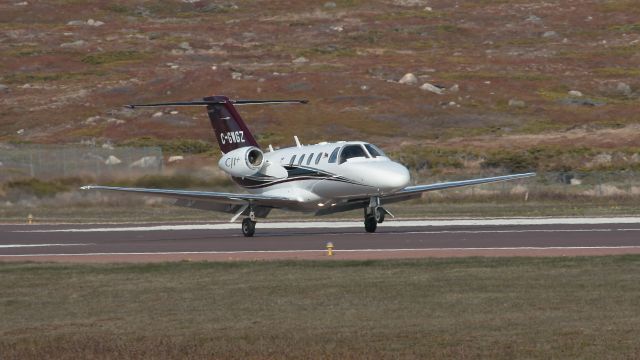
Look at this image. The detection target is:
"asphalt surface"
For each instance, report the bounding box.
[2,219,640,262]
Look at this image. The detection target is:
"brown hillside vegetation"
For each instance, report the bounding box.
[1,0,639,171]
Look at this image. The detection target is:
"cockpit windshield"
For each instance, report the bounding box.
[339,144,369,164]
[364,143,386,158]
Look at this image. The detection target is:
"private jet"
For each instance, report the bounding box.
[82,96,535,236]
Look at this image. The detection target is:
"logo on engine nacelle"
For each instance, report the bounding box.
[220,131,245,145]
[225,156,241,168]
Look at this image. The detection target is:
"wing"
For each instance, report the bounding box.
[80,185,299,218]
[315,172,535,216]
[384,172,536,202]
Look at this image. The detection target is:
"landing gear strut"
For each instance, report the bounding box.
[375,207,385,223]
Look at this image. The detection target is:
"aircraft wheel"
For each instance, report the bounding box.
[364,215,377,233]
[375,207,386,224]
[242,217,256,237]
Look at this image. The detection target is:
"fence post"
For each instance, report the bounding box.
[62,148,67,177]
[29,150,34,177]
[597,173,602,197]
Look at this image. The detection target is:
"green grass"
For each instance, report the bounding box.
[518,118,567,134]
[1,45,48,57]
[3,178,80,197]
[1,257,640,358]
[298,46,356,58]
[537,88,622,105]
[441,71,552,82]
[612,23,640,33]
[2,71,106,84]
[391,145,640,173]
[1,174,233,202]
[374,10,442,21]
[110,174,233,189]
[81,51,148,65]
[597,0,640,14]
[435,24,463,33]
[391,146,465,170]
[120,137,216,155]
[66,123,107,138]
[594,67,640,77]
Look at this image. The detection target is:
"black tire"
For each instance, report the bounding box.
[242,217,256,237]
[364,215,377,233]
[375,207,386,224]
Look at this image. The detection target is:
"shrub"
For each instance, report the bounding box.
[391,146,465,171]
[121,137,215,155]
[482,151,537,173]
[4,178,74,197]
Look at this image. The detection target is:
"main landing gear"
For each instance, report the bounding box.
[241,208,257,237]
[364,197,389,233]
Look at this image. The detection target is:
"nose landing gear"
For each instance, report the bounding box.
[364,197,391,233]
[364,214,377,233]
[241,217,256,237]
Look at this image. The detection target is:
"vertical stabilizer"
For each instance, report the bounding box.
[204,95,260,153]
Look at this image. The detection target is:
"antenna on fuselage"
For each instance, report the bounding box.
[268,144,274,152]
[294,136,302,148]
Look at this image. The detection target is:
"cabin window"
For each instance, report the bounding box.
[339,145,369,164]
[328,147,340,163]
[364,143,386,158]
[307,153,314,165]
[298,154,305,165]
[289,155,296,165]
[315,152,323,165]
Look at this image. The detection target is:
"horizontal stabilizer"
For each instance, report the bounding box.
[127,99,308,108]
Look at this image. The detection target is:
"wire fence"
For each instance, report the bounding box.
[0,144,163,182]
[1,144,638,199]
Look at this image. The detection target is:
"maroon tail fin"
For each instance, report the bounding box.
[204,95,259,153]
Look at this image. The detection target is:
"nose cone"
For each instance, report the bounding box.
[344,160,411,193]
[381,162,410,191]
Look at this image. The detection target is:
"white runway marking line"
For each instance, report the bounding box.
[3,246,640,257]
[0,243,90,248]
[401,228,640,235]
[13,217,640,233]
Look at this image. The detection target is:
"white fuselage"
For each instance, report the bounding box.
[228,141,410,212]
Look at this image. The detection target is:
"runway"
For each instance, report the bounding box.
[2,218,640,262]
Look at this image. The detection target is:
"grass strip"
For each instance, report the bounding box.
[1,257,640,359]
[1,199,639,224]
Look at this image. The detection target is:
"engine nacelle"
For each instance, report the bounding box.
[218,146,265,177]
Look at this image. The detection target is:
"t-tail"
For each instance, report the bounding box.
[127,96,308,153]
